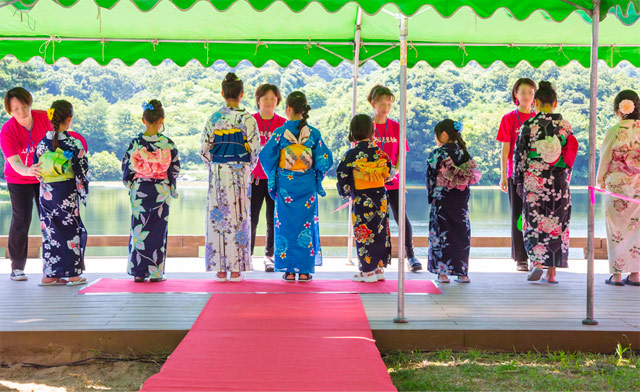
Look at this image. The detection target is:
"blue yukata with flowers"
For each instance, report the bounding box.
[258,120,333,274]
[34,131,89,278]
[426,142,481,277]
[122,133,180,279]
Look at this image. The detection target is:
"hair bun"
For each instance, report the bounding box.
[538,80,552,90]
[225,72,238,82]
[149,99,162,109]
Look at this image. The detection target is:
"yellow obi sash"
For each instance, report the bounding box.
[278,126,313,172]
[352,159,390,190]
[40,148,74,183]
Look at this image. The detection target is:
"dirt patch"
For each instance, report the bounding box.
[0,348,166,392]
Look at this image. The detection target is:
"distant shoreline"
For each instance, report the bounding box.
[0,181,594,191]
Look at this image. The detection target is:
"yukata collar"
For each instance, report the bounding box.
[536,112,563,120]
[141,133,162,141]
[619,118,638,127]
[225,106,245,112]
[46,130,68,140]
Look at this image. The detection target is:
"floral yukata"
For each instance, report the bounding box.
[426,143,481,277]
[513,113,579,268]
[336,140,392,273]
[34,131,89,278]
[258,120,333,274]
[201,106,259,273]
[122,133,180,279]
[596,119,640,275]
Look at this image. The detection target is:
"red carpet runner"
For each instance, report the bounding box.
[79,278,441,295]
[141,293,396,391]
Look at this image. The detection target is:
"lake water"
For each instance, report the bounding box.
[0,185,605,258]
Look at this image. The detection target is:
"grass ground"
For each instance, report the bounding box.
[385,345,639,391]
[1,347,637,391]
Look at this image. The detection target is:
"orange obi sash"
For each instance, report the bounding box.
[278,126,313,172]
[352,159,390,190]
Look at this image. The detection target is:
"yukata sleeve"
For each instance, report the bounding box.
[425,149,443,204]
[121,140,136,189]
[32,141,46,183]
[245,115,261,170]
[32,141,44,165]
[378,149,395,181]
[513,124,530,188]
[312,132,333,197]
[70,138,89,205]
[258,127,282,200]
[167,137,181,198]
[596,126,618,189]
[200,117,215,165]
[335,150,354,199]
[558,120,579,169]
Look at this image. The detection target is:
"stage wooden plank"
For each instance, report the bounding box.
[0,267,637,355]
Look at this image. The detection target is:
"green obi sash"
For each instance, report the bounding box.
[40,148,74,183]
[527,134,568,168]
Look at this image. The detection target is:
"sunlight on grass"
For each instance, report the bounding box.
[384,346,640,391]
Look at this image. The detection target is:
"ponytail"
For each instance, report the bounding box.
[455,132,471,162]
[52,126,60,150]
[48,100,73,151]
[285,91,311,131]
[299,104,311,131]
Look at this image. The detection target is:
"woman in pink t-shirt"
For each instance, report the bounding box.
[0,87,51,281]
[251,84,286,272]
[496,78,537,272]
[368,85,422,272]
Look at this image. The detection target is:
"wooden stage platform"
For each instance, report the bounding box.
[0,258,638,359]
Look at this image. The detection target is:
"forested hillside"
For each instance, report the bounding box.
[1,57,639,185]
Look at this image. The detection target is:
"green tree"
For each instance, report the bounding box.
[88,151,122,181]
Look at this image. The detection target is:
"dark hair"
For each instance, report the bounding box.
[4,87,33,114]
[222,72,243,100]
[286,91,311,131]
[255,84,282,109]
[349,114,374,143]
[434,119,470,162]
[512,78,537,105]
[534,80,557,106]
[49,100,73,151]
[143,99,165,124]
[613,89,640,120]
[367,85,395,104]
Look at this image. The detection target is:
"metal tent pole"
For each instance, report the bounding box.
[583,0,600,326]
[394,15,409,324]
[347,7,363,266]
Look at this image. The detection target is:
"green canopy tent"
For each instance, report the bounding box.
[2,0,639,324]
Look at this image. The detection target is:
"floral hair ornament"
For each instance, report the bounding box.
[142,101,155,111]
[453,121,464,132]
[47,108,55,121]
[619,99,635,116]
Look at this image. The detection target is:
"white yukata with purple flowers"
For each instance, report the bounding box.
[201,106,260,272]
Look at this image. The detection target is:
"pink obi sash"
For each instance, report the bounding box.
[131,147,171,180]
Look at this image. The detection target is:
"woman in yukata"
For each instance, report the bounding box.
[122,99,180,282]
[513,81,579,284]
[597,90,640,287]
[426,119,481,284]
[258,91,333,282]
[201,72,260,282]
[35,100,89,286]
